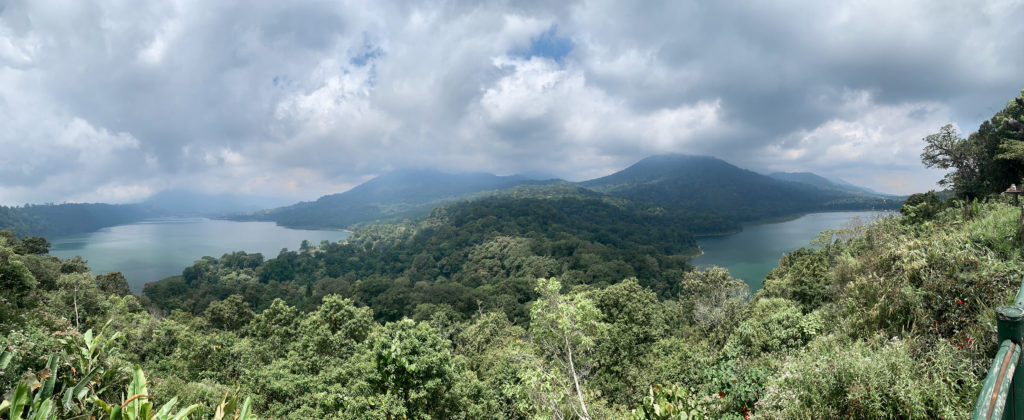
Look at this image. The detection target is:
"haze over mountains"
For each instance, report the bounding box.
[0,191,294,237]
[237,154,902,231]
[0,154,902,238]
[234,170,558,229]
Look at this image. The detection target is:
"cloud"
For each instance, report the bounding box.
[1,0,1023,204]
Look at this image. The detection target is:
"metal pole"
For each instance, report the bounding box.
[1000,305,1024,419]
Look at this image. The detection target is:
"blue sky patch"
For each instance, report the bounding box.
[350,36,384,67]
[514,25,574,63]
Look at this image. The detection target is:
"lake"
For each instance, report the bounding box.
[690,211,890,291]
[49,218,350,292]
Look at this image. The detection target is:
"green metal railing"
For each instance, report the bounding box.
[973,278,1024,420]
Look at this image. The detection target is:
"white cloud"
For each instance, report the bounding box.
[1,0,1023,204]
[755,90,952,194]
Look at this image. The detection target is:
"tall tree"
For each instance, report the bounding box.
[921,90,1024,198]
[527,278,607,420]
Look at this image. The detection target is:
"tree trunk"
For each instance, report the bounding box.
[565,335,591,420]
[73,288,80,330]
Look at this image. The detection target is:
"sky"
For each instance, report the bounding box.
[2,0,1024,205]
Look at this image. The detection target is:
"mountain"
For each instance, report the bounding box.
[826,177,894,196]
[767,172,838,188]
[238,169,552,229]
[768,171,895,197]
[581,154,902,221]
[240,155,903,232]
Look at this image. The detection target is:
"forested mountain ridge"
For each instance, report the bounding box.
[581,154,902,221]
[767,171,838,187]
[0,202,150,238]
[0,193,288,238]
[236,154,901,233]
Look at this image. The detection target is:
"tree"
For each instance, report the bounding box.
[0,240,37,307]
[56,272,104,329]
[14,236,50,255]
[591,278,667,406]
[921,91,1024,198]
[296,295,373,362]
[527,278,607,420]
[677,267,748,344]
[920,124,979,195]
[349,319,485,419]
[96,272,132,296]
[246,299,300,360]
[182,256,219,286]
[203,294,254,331]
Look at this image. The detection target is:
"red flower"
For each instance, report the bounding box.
[957,299,963,305]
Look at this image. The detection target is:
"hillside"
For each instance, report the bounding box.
[236,169,552,229]
[769,171,895,196]
[581,154,901,221]
[145,190,704,321]
[0,192,292,238]
[767,171,837,187]
[0,202,150,238]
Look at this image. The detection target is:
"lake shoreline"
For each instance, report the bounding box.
[693,208,896,238]
[691,210,888,291]
[49,218,351,293]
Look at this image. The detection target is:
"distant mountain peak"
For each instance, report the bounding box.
[580,154,901,222]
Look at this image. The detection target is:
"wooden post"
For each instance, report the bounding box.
[1017,206,1024,246]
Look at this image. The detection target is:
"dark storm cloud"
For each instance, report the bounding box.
[1,0,1022,204]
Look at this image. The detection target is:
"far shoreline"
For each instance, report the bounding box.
[692,208,898,238]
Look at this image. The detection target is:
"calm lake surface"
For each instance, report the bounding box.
[50,218,350,292]
[691,211,890,291]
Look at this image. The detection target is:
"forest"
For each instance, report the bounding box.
[1,90,1023,419]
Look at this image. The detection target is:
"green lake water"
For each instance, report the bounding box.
[49,218,350,292]
[691,211,890,291]
[47,211,888,294]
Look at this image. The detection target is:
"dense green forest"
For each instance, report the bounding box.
[145,188,716,323]
[2,91,1024,418]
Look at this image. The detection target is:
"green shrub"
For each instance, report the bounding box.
[755,335,976,419]
[724,298,812,357]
